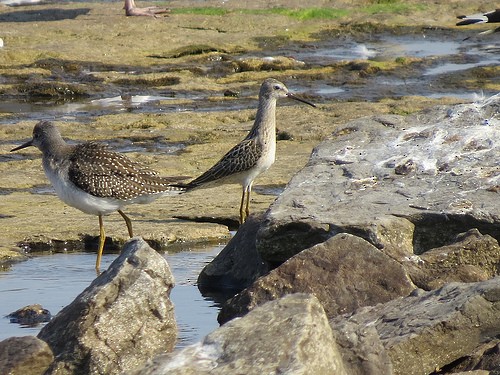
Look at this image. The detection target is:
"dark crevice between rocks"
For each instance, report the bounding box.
[430,340,500,374]
[403,213,500,255]
[328,223,385,250]
[174,215,240,231]
[257,221,331,267]
[325,213,500,259]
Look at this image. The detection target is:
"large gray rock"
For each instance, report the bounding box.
[256,96,500,263]
[218,233,415,324]
[129,293,346,375]
[331,277,500,375]
[37,237,177,375]
[0,336,53,375]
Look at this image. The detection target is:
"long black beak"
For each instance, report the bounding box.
[287,92,316,108]
[11,139,34,152]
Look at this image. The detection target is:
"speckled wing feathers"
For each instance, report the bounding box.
[68,143,183,200]
[188,139,262,187]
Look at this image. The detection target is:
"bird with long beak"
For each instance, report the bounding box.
[11,121,185,272]
[177,78,316,225]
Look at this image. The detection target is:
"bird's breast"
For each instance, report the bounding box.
[42,157,121,216]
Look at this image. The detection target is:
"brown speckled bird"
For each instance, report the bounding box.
[179,78,316,224]
[11,120,185,271]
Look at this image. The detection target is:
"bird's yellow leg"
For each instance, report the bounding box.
[239,190,246,225]
[96,214,105,273]
[118,209,133,238]
[245,187,251,222]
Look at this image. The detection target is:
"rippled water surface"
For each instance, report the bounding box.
[0,245,224,348]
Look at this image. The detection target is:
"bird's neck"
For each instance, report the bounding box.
[247,96,277,143]
[41,137,72,163]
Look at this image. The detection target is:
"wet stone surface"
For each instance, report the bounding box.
[7,304,52,326]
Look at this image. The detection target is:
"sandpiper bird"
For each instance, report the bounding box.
[178,78,316,224]
[457,9,500,38]
[11,120,185,271]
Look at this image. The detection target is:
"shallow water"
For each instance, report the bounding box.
[1,31,498,124]
[0,244,225,348]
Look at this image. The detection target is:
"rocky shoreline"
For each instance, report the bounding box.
[2,96,499,375]
[1,0,500,374]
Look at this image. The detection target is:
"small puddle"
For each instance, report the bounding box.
[378,39,459,58]
[101,138,186,154]
[423,62,489,76]
[0,244,226,349]
[0,94,177,117]
[286,36,459,65]
[253,184,285,196]
[274,31,499,100]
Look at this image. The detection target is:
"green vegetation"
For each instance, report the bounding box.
[171,4,426,19]
[172,7,349,20]
[171,7,228,16]
[241,7,349,20]
[364,2,426,14]
[369,0,401,4]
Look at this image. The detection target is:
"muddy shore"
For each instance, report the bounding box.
[0,0,498,265]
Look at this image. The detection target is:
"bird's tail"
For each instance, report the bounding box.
[169,182,197,191]
[456,14,488,26]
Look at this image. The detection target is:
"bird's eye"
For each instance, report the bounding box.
[273,85,281,90]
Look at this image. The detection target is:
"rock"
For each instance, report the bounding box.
[255,96,500,263]
[233,56,306,72]
[8,304,52,326]
[0,336,53,375]
[0,248,27,268]
[129,294,347,375]
[37,237,177,375]
[407,228,500,290]
[218,233,415,324]
[331,277,500,375]
[198,214,269,292]
[332,319,394,375]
